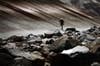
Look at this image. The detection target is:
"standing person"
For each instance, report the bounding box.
[59,19,64,30]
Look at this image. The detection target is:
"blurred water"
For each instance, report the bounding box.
[0,0,100,38]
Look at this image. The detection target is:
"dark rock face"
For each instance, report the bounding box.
[31,59,45,66]
[0,53,14,66]
[0,48,16,66]
[0,48,16,58]
[49,54,73,66]
[14,58,32,66]
[50,53,100,66]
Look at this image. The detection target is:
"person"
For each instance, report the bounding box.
[59,19,64,30]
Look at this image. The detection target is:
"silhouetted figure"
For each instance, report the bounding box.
[59,19,64,30]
